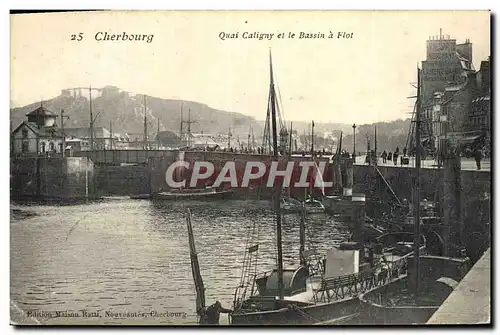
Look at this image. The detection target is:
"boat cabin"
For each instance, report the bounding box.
[255,266,308,297]
[325,243,361,278]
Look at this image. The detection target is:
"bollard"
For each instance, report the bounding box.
[332,157,343,195]
[351,193,366,243]
[343,158,353,197]
[443,154,462,257]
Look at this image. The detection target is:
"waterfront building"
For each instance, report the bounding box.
[468,58,491,156]
[11,106,64,156]
[420,32,492,157]
[425,55,491,157]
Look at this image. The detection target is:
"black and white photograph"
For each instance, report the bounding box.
[9,10,491,326]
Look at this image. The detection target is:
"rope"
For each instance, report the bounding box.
[287,304,321,323]
[236,212,262,304]
[65,212,91,241]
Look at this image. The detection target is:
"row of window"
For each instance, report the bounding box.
[20,140,62,153]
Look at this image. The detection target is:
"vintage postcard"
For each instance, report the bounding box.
[10,10,491,326]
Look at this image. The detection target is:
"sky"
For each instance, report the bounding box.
[10,10,490,124]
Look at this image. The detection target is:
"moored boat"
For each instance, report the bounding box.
[231,238,426,325]
[280,196,302,214]
[153,187,233,200]
[305,198,325,214]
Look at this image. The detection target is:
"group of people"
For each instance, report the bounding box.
[381,147,408,165]
[340,149,351,158]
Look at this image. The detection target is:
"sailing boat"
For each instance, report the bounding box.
[230,52,406,325]
[280,121,326,215]
[304,121,326,214]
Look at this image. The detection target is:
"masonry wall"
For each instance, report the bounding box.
[95,163,150,196]
[149,151,335,198]
[11,157,95,200]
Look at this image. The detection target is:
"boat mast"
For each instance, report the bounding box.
[89,86,93,151]
[157,118,160,150]
[311,121,315,156]
[251,127,255,151]
[186,209,206,323]
[289,122,293,158]
[248,128,251,152]
[413,67,422,299]
[143,95,148,150]
[299,201,306,266]
[180,102,183,148]
[269,50,284,300]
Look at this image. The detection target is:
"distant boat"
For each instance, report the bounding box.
[280,196,325,215]
[153,186,233,200]
[280,196,302,214]
[305,197,325,214]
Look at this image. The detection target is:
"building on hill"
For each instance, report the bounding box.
[64,127,111,150]
[11,105,64,156]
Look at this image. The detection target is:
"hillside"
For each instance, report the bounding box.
[10,86,411,151]
[339,119,412,154]
[10,86,264,140]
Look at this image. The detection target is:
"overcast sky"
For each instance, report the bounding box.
[11,11,490,123]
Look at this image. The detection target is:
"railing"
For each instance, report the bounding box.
[313,248,425,303]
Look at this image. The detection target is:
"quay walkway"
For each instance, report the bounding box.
[427,248,491,325]
[354,155,491,171]
[353,155,490,171]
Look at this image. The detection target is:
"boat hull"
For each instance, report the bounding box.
[306,207,325,214]
[231,297,359,325]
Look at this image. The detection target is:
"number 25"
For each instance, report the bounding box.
[71,33,83,41]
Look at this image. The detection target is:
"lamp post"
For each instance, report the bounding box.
[352,123,357,162]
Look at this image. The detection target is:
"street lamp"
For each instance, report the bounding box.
[352,123,357,161]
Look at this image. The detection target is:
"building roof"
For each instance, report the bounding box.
[64,127,110,138]
[12,121,63,138]
[192,136,218,147]
[26,106,57,117]
[472,95,490,104]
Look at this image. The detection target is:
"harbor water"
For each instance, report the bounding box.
[10,199,350,325]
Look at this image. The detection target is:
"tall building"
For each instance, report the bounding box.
[422,33,475,137]
[421,32,476,144]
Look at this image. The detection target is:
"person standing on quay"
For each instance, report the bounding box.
[200,301,233,325]
[474,147,483,170]
[381,150,387,163]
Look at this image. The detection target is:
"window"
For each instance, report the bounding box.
[49,142,55,152]
[41,142,46,153]
[22,141,29,153]
[59,143,63,153]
